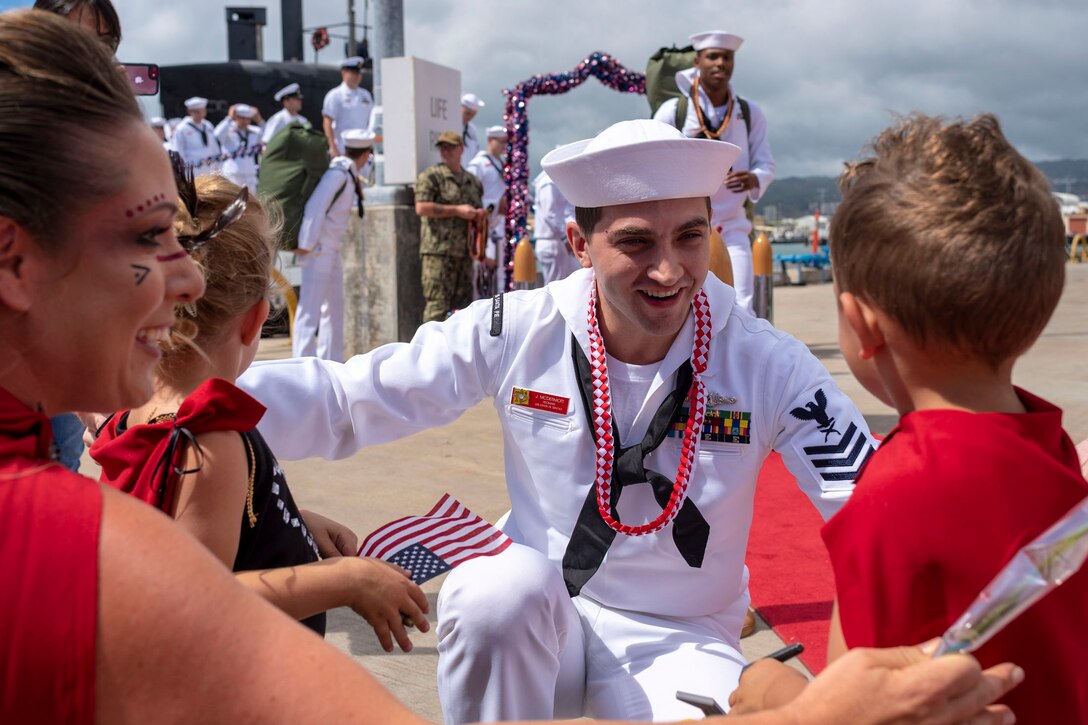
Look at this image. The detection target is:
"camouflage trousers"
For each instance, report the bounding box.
[421,253,473,323]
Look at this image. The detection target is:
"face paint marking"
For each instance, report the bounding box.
[155,251,187,263]
[131,264,151,285]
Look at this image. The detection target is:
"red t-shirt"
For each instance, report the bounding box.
[0,387,99,724]
[822,389,1088,723]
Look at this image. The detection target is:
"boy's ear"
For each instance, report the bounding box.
[240,299,271,347]
[839,290,885,360]
[566,221,593,269]
[0,218,35,312]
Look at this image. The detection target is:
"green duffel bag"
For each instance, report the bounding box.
[257,122,330,249]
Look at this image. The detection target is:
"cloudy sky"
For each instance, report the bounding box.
[5,0,1086,177]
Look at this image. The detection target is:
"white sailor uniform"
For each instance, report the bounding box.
[321,82,374,154]
[461,120,480,166]
[654,72,775,313]
[238,268,873,722]
[291,156,362,361]
[533,169,579,284]
[170,116,221,174]
[214,119,262,193]
[261,109,310,145]
[466,149,507,297]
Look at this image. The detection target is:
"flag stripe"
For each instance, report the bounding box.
[358,495,467,556]
[370,515,481,560]
[443,529,512,564]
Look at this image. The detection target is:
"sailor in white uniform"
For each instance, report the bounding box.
[171,96,221,174]
[291,129,373,361]
[322,56,374,157]
[214,103,262,194]
[262,82,310,145]
[460,92,484,164]
[237,120,871,722]
[654,30,775,314]
[466,125,508,298]
[149,116,169,151]
[533,166,579,284]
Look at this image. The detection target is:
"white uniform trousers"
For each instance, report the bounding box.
[535,237,580,285]
[292,249,345,361]
[723,228,754,314]
[437,544,746,723]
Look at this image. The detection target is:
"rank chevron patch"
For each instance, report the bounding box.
[802,422,874,481]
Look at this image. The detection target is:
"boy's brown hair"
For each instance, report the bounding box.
[831,113,1065,366]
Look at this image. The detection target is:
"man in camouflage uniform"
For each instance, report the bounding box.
[415,130,486,323]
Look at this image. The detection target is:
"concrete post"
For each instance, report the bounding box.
[343,0,420,354]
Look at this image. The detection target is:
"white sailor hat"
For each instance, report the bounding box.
[184,96,208,110]
[343,129,376,149]
[274,82,301,101]
[689,30,744,52]
[149,116,166,127]
[485,125,507,139]
[461,92,485,109]
[340,56,364,69]
[234,104,256,119]
[541,119,739,208]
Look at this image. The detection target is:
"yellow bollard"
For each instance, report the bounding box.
[271,268,297,340]
[513,237,537,289]
[1071,235,1088,264]
[709,229,734,287]
[751,232,774,323]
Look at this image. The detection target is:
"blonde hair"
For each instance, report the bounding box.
[831,113,1065,366]
[0,10,141,246]
[163,176,277,371]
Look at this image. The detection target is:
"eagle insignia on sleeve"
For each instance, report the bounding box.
[790,388,841,441]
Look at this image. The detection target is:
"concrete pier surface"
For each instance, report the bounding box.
[87,265,1088,722]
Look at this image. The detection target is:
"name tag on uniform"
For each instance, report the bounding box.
[511,387,570,415]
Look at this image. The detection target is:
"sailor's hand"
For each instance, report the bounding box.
[725,170,759,192]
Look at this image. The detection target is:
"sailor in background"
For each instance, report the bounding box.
[466,125,509,298]
[237,119,872,722]
[322,56,374,157]
[654,30,775,313]
[291,129,373,361]
[215,103,262,194]
[262,82,310,145]
[149,116,169,150]
[460,92,485,164]
[533,165,579,283]
[171,96,221,174]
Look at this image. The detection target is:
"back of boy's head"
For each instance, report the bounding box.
[831,113,1065,367]
[165,175,277,367]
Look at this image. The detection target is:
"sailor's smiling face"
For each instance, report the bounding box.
[569,197,711,364]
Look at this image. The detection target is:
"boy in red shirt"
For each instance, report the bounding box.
[731,113,1088,722]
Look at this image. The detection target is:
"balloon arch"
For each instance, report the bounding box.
[500,51,646,291]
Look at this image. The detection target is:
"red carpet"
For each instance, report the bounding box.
[748,452,835,673]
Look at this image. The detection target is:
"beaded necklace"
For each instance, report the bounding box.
[585,280,712,535]
[691,76,733,141]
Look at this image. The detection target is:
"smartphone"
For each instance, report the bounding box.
[675,690,726,716]
[122,63,159,96]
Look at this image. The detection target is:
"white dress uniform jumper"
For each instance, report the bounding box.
[238,269,873,722]
[261,108,310,145]
[214,119,262,194]
[171,116,221,174]
[291,156,363,361]
[321,82,374,154]
[533,169,580,284]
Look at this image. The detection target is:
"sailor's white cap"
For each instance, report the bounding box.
[274,82,301,101]
[149,116,166,127]
[541,119,739,208]
[461,92,485,109]
[184,96,208,110]
[485,125,507,139]
[340,56,364,69]
[689,30,744,52]
[343,129,376,149]
[234,104,256,119]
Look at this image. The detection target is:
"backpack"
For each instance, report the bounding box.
[257,122,330,249]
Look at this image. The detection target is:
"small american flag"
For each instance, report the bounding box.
[357,494,512,584]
